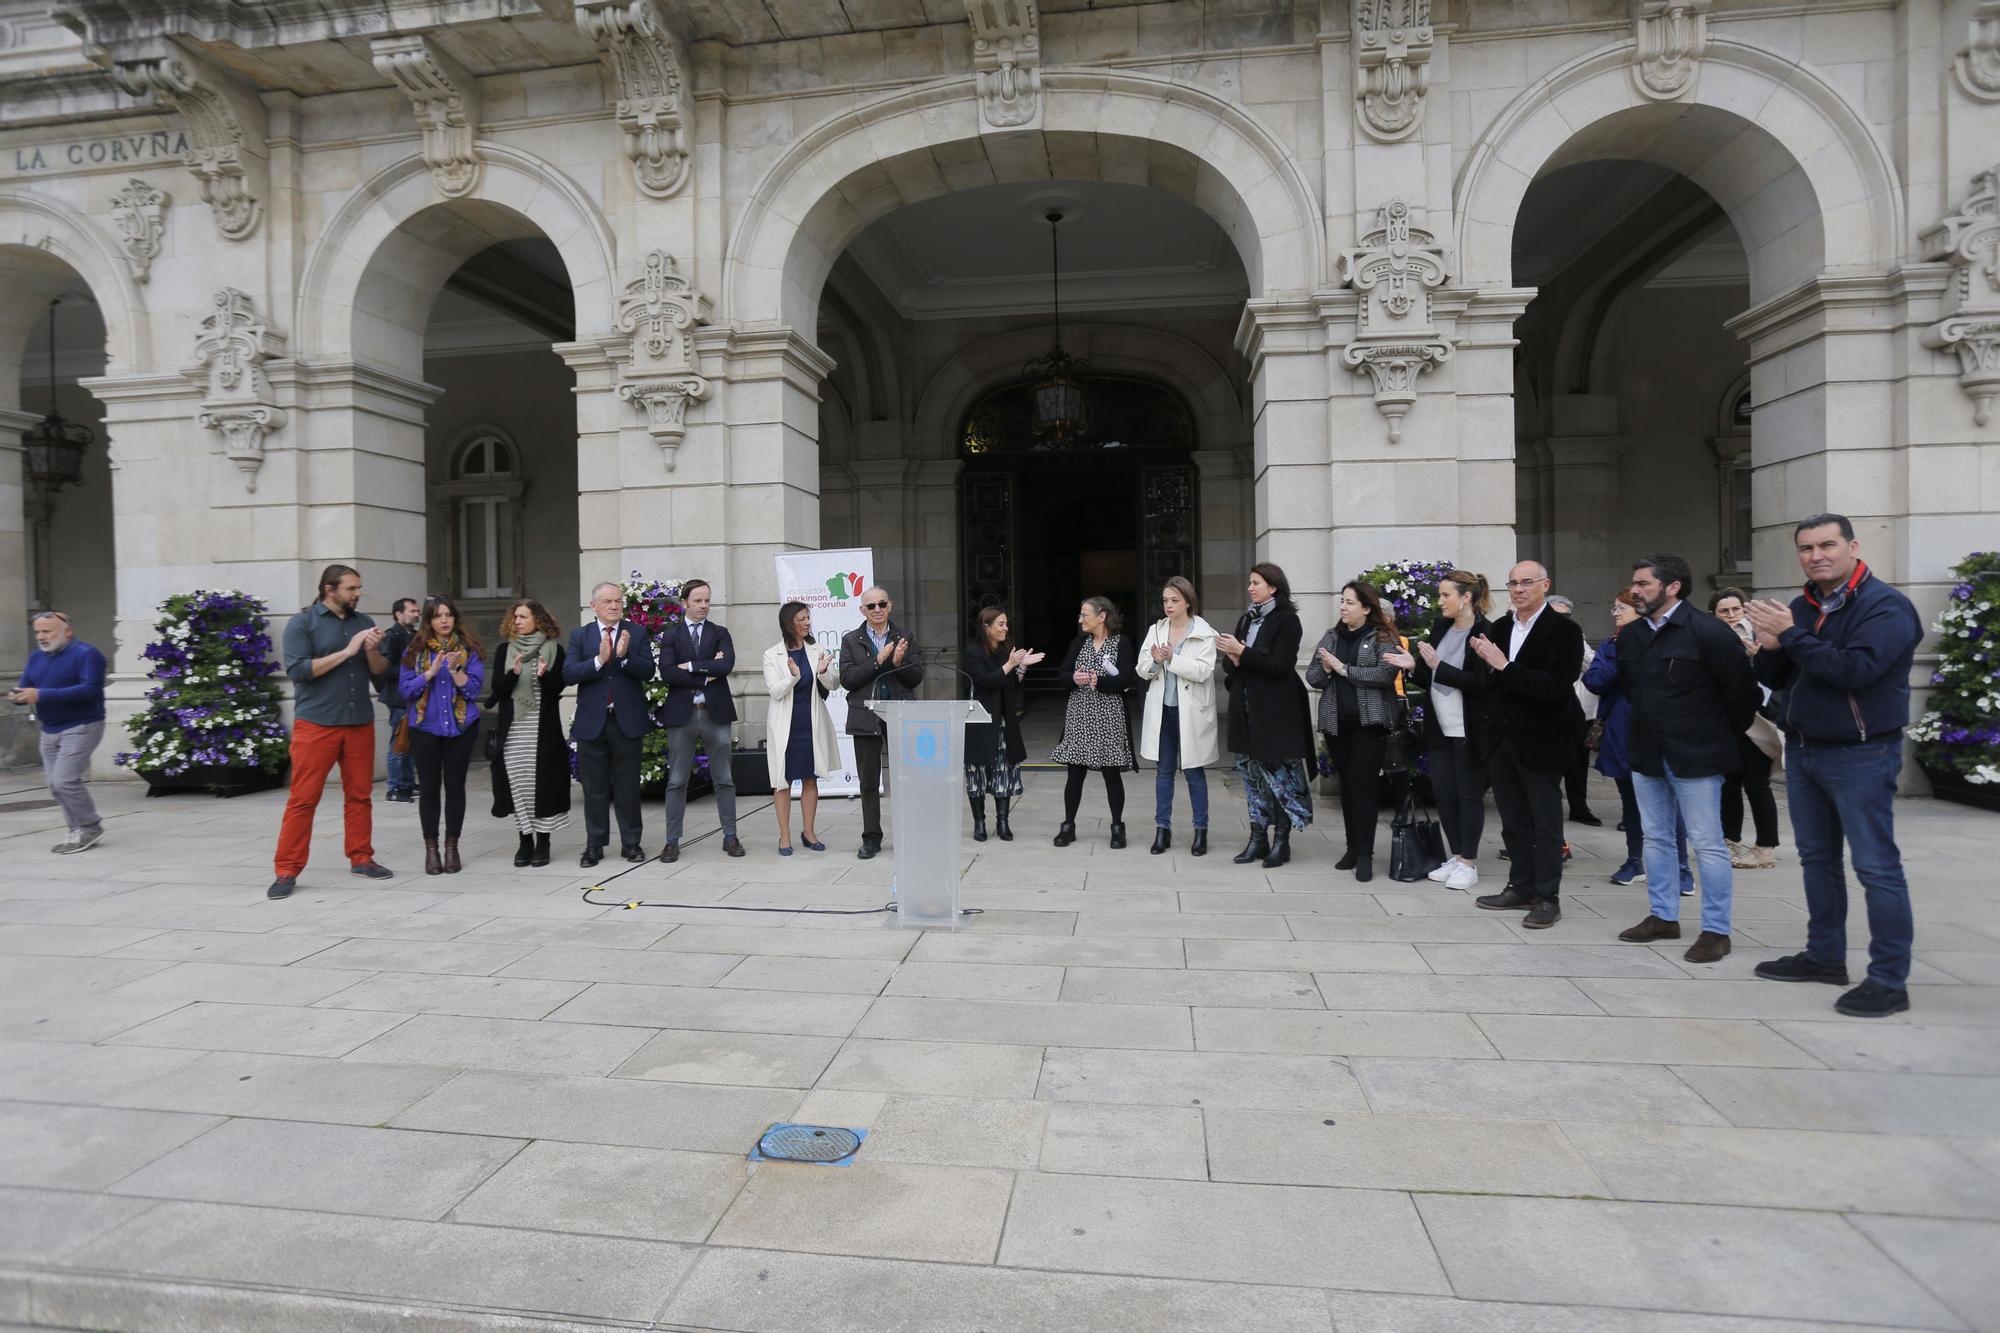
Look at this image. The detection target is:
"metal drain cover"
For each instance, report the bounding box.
[751,1123,865,1165]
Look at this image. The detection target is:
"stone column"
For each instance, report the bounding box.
[1237,297,1337,633]
[1191,445,1251,618]
[1544,394,1626,617]
[0,407,34,767]
[1451,289,1535,584]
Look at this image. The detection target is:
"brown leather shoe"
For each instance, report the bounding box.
[723,836,746,858]
[1475,886,1535,911]
[1684,931,1732,964]
[442,838,461,874]
[1618,914,1682,943]
[657,841,679,864]
[423,839,442,876]
[1522,897,1561,929]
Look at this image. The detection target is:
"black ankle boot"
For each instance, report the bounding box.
[994,799,1013,841]
[1109,822,1127,849]
[531,833,551,867]
[1262,828,1291,868]
[513,834,534,867]
[1354,854,1373,882]
[969,794,987,843]
[1150,828,1171,854]
[1233,830,1270,864]
[1190,829,1208,856]
[1053,822,1076,847]
[1335,849,1358,870]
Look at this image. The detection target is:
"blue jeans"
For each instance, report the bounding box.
[1786,737,1913,988]
[384,705,415,795]
[1154,707,1209,830]
[1633,763,1731,934]
[1615,776,1692,888]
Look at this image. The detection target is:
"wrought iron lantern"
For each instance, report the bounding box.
[22,298,91,499]
[1023,209,1090,444]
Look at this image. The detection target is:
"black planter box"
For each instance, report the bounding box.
[143,762,288,799]
[1923,763,2000,814]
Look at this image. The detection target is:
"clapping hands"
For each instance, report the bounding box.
[1469,634,1508,670]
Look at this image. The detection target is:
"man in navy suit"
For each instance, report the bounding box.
[654,579,743,862]
[564,581,655,867]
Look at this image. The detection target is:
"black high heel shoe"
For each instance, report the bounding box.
[1150,828,1171,854]
[1262,828,1291,868]
[1232,830,1270,864]
[1190,829,1208,856]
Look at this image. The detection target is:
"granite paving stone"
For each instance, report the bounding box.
[1311,973,1605,1014]
[344,1012,656,1076]
[1058,965,1325,1008]
[1470,1014,1827,1067]
[1764,1019,2000,1075]
[100,960,376,1007]
[611,1028,843,1087]
[656,923,918,960]
[1849,1215,2000,1333]
[106,1118,524,1219]
[450,1140,749,1242]
[1184,939,1432,972]
[1207,1109,1609,1196]
[1671,1066,2000,1136]
[861,1094,1050,1168]
[659,1248,1337,1333]
[548,981,875,1036]
[1320,1291,1928,1332]
[1072,911,1295,940]
[104,1001,411,1058]
[313,970,589,1021]
[907,932,1186,968]
[390,1068,801,1153]
[100,1051,462,1124]
[882,960,1065,1001]
[814,1037,1045,1098]
[0,1038,203,1105]
[858,995,1194,1050]
[709,1161,1015,1264]
[290,937,534,977]
[998,1171,1450,1293]
[1038,1102,1209,1180]
[1416,1195,1962,1327]
[716,954,898,995]
[1415,942,1693,978]
[496,944,743,988]
[104,929,348,967]
[451,917,676,950]
[1037,1047,1368,1111]
[0,924,170,956]
[0,1102,221,1189]
[1352,1057,1731,1125]
[0,1187,159,1265]
[1192,1007,1500,1058]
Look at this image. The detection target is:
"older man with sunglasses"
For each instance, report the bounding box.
[838,587,925,860]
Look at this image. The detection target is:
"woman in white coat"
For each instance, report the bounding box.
[1136,576,1219,856]
[763,601,843,855]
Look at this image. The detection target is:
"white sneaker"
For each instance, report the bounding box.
[50,830,79,854]
[1445,862,1480,891]
[1427,857,1459,883]
[71,828,104,852]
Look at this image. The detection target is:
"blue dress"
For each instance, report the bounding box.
[784,647,817,783]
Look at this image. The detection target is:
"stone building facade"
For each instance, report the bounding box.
[0,0,1994,771]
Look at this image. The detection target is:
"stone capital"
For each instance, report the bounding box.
[1353,0,1432,143]
[370,33,483,199]
[576,0,692,199]
[1919,165,2000,427]
[1630,0,1712,101]
[965,0,1042,131]
[1336,200,1454,443]
[102,40,266,241]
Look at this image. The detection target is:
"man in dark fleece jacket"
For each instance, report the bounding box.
[9,611,108,853]
[1745,513,1924,1018]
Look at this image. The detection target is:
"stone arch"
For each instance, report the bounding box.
[726,69,1324,334]
[296,145,615,368]
[0,191,147,377]
[1455,40,1902,302]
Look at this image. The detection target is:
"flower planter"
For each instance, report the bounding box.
[1921,763,2000,814]
[142,762,288,799]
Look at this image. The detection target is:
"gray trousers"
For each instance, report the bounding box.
[41,721,104,834]
[662,710,736,841]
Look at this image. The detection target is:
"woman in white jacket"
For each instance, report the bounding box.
[763,601,843,854]
[1135,576,1219,856]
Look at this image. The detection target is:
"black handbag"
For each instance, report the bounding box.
[1381,698,1423,774]
[1388,789,1448,882]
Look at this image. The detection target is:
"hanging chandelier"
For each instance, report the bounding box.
[22,297,91,501]
[1023,208,1090,445]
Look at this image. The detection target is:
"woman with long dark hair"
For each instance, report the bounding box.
[1709,587,1780,871]
[1136,576,1218,855]
[1408,569,1495,891]
[1050,595,1141,848]
[763,600,842,854]
[1217,563,1315,867]
[1306,580,1402,881]
[399,596,484,875]
[963,606,1039,842]
[487,599,570,867]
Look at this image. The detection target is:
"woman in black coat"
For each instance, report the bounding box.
[1217,562,1316,867]
[487,599,572,867]
[1407,569,1497,892]
[962,605,1040,843]
[1049,596,1143,849]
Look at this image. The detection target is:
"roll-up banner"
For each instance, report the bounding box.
[771,549,874,796]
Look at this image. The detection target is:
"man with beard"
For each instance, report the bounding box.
[10,611,108,853]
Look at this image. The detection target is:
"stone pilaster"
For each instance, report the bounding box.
[0,407,35,767]
[1543,396,1627,611]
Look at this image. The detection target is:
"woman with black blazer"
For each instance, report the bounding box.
[1305,580,1404,882]
[962,606,1040,842]
[487,599,572,867]
[1049,596,1142,848]
[1408,570,1496,892]
[1217,562,1316,868]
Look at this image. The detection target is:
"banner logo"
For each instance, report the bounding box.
[823,571,864,600]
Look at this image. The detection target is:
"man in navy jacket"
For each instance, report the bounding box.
[10,611,108,853]
[564,581,656,867]
[653,579,742,862]
[1745,513,1924,1017]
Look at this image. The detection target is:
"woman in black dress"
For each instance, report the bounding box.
[1217,562,1316,868]
[1050,596,1142,849]
[487,599,571,867]
[762,600,842,854]
[963,606,1040,842]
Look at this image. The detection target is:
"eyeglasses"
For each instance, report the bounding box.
[862,601,889,610]
[1503,578,1547,590]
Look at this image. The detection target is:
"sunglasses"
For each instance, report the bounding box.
[862,600,889,610]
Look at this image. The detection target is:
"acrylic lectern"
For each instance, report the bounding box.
[866,698,990,929]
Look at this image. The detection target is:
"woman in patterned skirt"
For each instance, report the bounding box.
[963,605,1041,843]
[1218,563,1315,868]
[1050,596,1142,848]
[487,599,571,866]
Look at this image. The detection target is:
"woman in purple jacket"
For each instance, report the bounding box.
[399,596,485,875]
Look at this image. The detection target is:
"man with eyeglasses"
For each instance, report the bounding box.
[1743,513,1923,1017]
[1467,561,1585,928]
[838,586,925,860]
[10,611,109,853]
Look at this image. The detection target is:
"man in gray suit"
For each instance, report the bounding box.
[838,586,925,860]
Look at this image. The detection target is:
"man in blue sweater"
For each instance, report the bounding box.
[9,611,109,853]
[1745,513,1925,1017]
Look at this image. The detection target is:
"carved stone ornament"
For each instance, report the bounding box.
[576,0,691,199]
[1336,200,1453,443]
[1630,0,1712,101]
[370,34,483,198]
[965,0,1041,131]
[613,251,711,470]
[111,54,263,240]
[1955,2,2000,103]
[1353,0,1432,143]
[109,177,168,283]
[187,288,287,491]
[1921,165,2000,428]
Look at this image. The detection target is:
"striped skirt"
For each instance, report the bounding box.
[504,714,570,836]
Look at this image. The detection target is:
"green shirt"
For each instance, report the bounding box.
[283,602,379,727]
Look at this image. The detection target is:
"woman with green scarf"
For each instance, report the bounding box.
[487,599,572,866]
